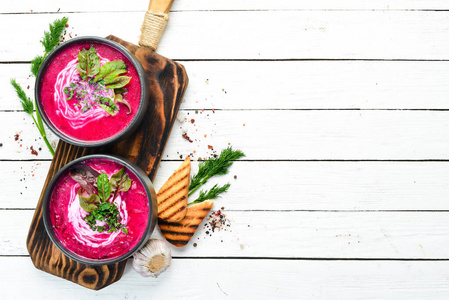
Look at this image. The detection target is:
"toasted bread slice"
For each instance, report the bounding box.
[156,157,190,222]
[159,200,214,247]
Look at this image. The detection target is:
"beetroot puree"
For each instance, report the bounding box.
[40,41,141,142]
[49,158,149,260]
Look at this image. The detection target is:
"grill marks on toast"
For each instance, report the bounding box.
[156,157,190,222]
[159,201,213,247]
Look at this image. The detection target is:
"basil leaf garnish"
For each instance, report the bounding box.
[77,47,100,80]
[94,61,126,82]
[97,173,111,202]
[119,174,132,192]
[109,168,133,202]
[106,76,131,89]
[69,165,100,195]
[99,104,116,116]
[110,168,132,192]
[109,168,125,190]
[98,96,119,116]
[114,94,131,115]
[104,70,128,84]
[114,87,127,95]
[99,102,119,115]
[78,188,100,213]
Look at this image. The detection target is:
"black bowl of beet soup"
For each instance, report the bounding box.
[35,36,149,147]
[42,154,157,266]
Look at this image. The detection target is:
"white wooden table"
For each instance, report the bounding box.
[2,0,449,298]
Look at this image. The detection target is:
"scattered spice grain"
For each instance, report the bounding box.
[30,146,38,156]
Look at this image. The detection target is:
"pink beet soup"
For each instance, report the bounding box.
[49,158,149,260]
[39,41,141,142]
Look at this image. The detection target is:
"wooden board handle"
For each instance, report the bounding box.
[139,0,175,51]
[148,0,174,14]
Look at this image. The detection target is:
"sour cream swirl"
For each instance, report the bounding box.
[54,55,112,129]
[66,183,129,248]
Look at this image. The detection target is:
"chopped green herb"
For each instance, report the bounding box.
[64,87,74,100]
[83,201,126,233]
[77,168,133,234]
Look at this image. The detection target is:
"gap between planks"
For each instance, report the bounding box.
[3,255,449,261]
[4,10,449,15]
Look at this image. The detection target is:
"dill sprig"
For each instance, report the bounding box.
[30,56,44,78]
[9,17,68,156]
[188,183,230,205]
[10,79,33,114]
[188,147,245,197]
[31,17,68,76]
[41,17,68,53]
[10,79,55,156]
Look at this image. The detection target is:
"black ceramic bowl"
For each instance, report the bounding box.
[42,154,157,266]
[35,36,149,148]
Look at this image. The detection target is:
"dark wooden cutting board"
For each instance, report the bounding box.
[26,35,188,290]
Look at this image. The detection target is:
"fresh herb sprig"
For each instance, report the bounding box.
[189,147,245,196]
[9,17,68,156]
[84,202,128,234]
[72,47,132,115]
[31,17,69,76]
[10,79,55,156]
[188,183,230,205]
[188,147,244,205]
[76,167,131,234]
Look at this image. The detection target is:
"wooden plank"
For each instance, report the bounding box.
[2,11,449,61]
[3,0,449,13]
[5,61,449,111]
[0,112,59,159]
[2,257,449,299]
[2,110,449,160]
[9,210,449,258]
[5,161,449,211]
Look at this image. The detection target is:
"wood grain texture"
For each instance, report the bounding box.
[4,110,449,161]
[15,210,449,259]
[6,61,449,111]
[2,0,449,13]
[26,36,188,290]
[6,161,449,211]
[3,11,449,61]
[4,258,449,299]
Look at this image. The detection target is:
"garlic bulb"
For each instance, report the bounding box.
[133,239,172,278]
